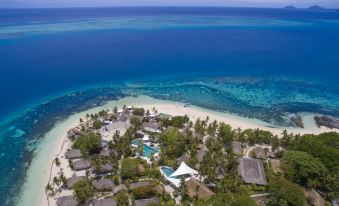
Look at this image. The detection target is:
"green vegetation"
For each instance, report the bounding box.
[159,128,187,167]
[116,191,129,206]
[268,177,306,206]
[291,132,339,173]
[195,193,256,206]
[73,132,101,155]
[120,158,146,180]
[93,119,103,129]
[282,150,328,188]
[73,180,94,204]
[162,115,189,128]
[133,107,145,116]
[132,185,157,199]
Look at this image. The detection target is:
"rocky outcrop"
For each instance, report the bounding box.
[291,115,304,128]
[314,116,339,129]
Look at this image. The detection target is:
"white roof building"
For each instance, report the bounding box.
[161,162,199,188]
[170,162,198,178]
[142,135,150,141]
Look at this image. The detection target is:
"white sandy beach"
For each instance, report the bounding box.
[16,95,338,206]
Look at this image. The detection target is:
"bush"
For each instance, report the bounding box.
[73,180,94,204]
[73,132,101,155]
[120,158,139,180]
[93,120,102,130]
[268,177,306,206]
[132,186,157,199]
[282,150,328,188]
[133,108,145,116]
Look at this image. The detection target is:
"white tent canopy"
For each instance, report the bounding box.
[170,162,198,178]
[142,135,150,141]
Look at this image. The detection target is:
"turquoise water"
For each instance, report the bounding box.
[131,139,159,158]
[161,166,175,177]
[0,7,338,206]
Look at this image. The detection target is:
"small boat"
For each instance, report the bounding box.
[184,103,191,107]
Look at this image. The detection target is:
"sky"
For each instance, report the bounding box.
[0,0,338,9]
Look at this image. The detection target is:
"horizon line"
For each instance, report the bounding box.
[0,5,338,10]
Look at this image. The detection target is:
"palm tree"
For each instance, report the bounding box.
[53,176,61,187]
[59,172,67,186]
[45,183,54,194]
[54,157,61,168]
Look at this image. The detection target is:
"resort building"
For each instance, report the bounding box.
[255,147,267,159]
[160,162,199,187]
[142,121,161,133]
[238,157,267,185]
[66,176,86,189]
[73,159,92,171]
[134,197,160,206]
[65,149,83,159]
[56,196,77,206]
[93,199,117,206]
[186,178,215,200]
[232,142,243,156]
[93,179,114,192]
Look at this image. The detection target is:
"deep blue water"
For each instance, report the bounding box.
[0,7,339,206]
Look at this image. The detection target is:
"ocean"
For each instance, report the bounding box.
[0,7,339,205]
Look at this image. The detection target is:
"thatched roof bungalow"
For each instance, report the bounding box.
[255,147,267,159]
[129,181,152,190]
[186,178,215,200]
[73,159,92,171]
[65,149,83,159]
[215,166,225,180]
[177,153,190,164]
[66,176,86,189]
[95,163,113,174]
[93,179,114,192]
[306,189,326,206]
[134,197,159,206]
[142,121,161,133]
[232,142,243,156]
[238,157,267,185]
[113,184,127,194]
[93,199,117,206]
[56,196,77,206]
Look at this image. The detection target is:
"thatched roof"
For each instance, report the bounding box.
[255,147,267,159]
[129,181,152,190]
[142,121,161,132]
[215,166,225,180]
[137,164,145,174]
[93,199,117,206]
[270,159,281,174]
[238,158,267,185]
[73,159,91,171]
[93,179,114,191]
[113,184,127,194]
[197,147,205,162]
[100,148,118,157]
[56,196,77,206]
[307,189,326,206]
[66,176,86,189]
[232,142,243,156]
[186,178,215,200]
[134,198,159,206]
[95,163,113,174]
[65,149,83,159]
[177,153,190,164]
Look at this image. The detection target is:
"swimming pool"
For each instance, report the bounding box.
[160,166,175,177]
[131,139,159,159]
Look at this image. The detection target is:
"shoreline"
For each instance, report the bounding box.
[16,95,339,206]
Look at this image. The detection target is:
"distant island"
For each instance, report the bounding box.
[284,5,297,9]
[308,5,328,11]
